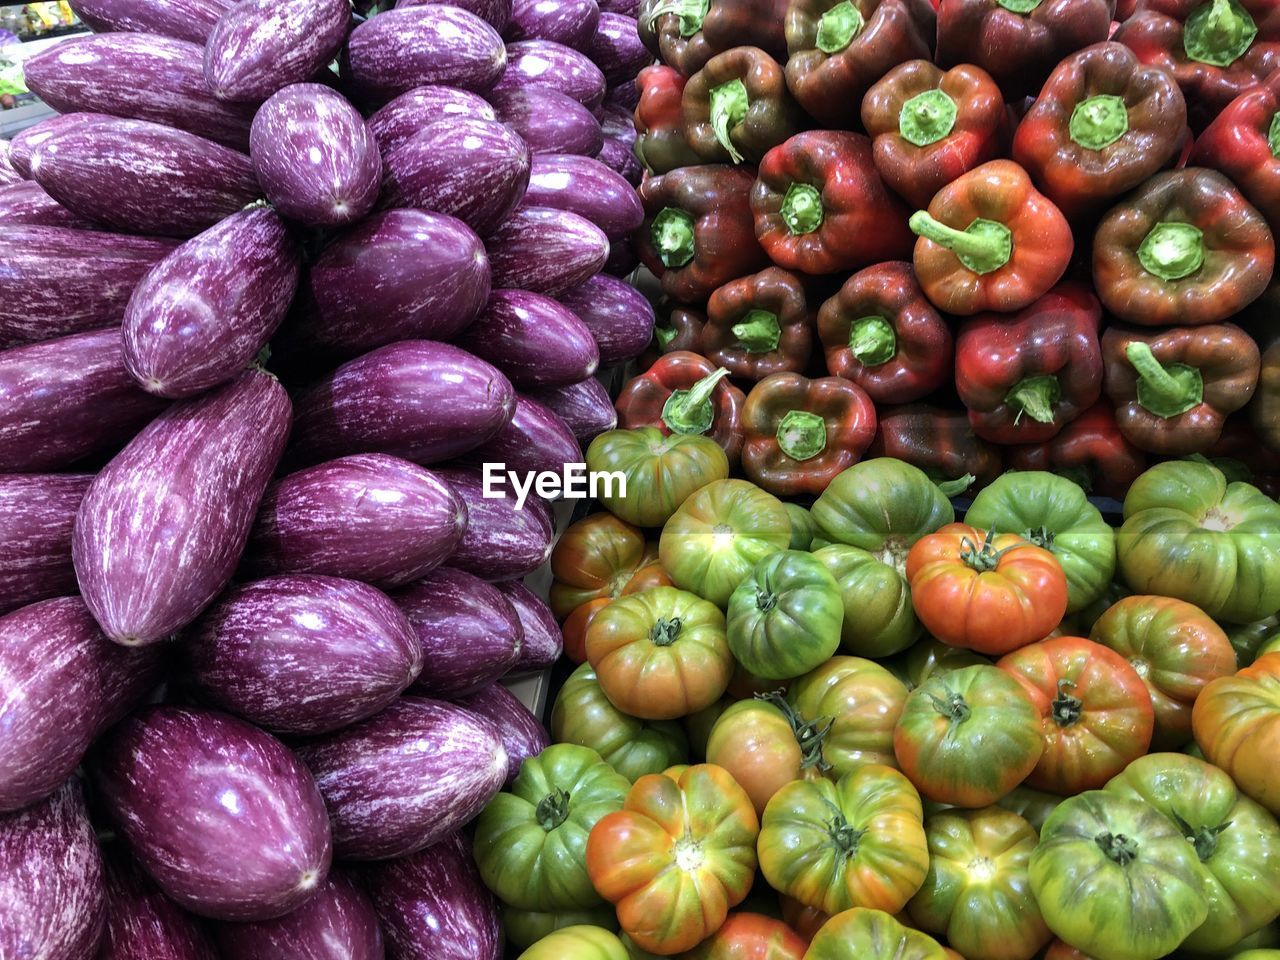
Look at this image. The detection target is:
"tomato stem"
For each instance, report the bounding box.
[757,691,832,772]
[823,806,866,859]
[649,616,683,646]
[1051,678,1083,727]
[1022,525,1056,551]
[959,527,1018,572]
[1173,812,1229,862]
[928,691,972,724]
[1094,831,1139,866]
[755,588,778,613]
[535,788,572,831]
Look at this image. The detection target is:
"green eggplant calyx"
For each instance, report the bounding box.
[1095,831,1140,866]
[673,834,706,871]
[654,325,678,348]
[899,89,958,147]
[709,78,748,164]
[849,315,897,366]
[755,588,779,613]
[909,213,1012,275]
[1184,0,1257,67]
[1126,342,1205,419]
[995,0,1043,12]
[733,310,782,353]
[1022,525,1056,552]
[652,207,696,268]
[1173,812,1231,862]
[929,691,972,724]
[661,367,730,435]
[935,474,976,498]
[777,410,827,461]
[815,0,864,54]
[649,616,683,646]
[825,809,867,859]
[535,787,572,831]
[959,527,1017,572]
[1006,375,1062,425]
[1069,94,1130,150]
[1051,678,1083,727]
[781,182,825,235]
[1138,221,1205,281]
[642,0,709,37]
[1270,111,1280,157]
[757,690,833,772]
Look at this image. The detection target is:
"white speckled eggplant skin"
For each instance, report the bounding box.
[7,113,99,177]
[489,86,603,156]
[122,207,299,399]
[243,454,466,589]
[491,39,607,111]
[597,135,644,185]
[604,77,639,111]
[98,844,219,960]
[0,327,168,472]
[436,467,555,581]
[0,596,164,813]
[0,780,106,960]
[588,12,648,84]
[0,141,20,185]
[0,180,98,228]
[455,288,599,388]
[67,0,236,43]
[182,574,424,736]
[72,369,291,646]
[92,705,333,921]
[393,0,512,30]
[504,0,598,49]
[455,682,550,785]
[367,86,497,157]
[524,152,644,239]
[296,696,507,861]
[495,579,563,672]
[527,376,618,443]
[558,272,655,363]
[0,474,91,616]
[23,34,256,151]
[28,114,261,237]
[203,0,349,102]
[463,392,583,478]
[599,0,637,13]
[485,205,610,294]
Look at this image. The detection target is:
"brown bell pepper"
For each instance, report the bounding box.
[1006,400,1148,500]
[703,266,814,381]
[634,65,703,174]
[861,59,1008,209]
[650,305,707,359]
[615,350,747,463]
[870,403,1003,491]
[1101,322,1262,455]
[681,46,803,165]
[1189,70,1280,230]
[1092,169,1276,327]
[640,0,789,76]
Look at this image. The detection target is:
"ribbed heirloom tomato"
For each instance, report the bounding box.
[550,512,651,619]
[683,912,807,960]
[812,544,922,659]
[804,908,947,960]
[586,427,730,528]
[517,924,629,960]
[788,656,910,776]
[1193,652,1280,816]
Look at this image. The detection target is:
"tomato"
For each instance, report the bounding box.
[706,695,825,817]
[1043,941,1092,960]
[1226,615,1280,668]
[995,786,1062,834]
[804,908,947,960]
[727,550,843,680]
[728,661,783,700]
[660,479,791,607]
[551,513,651,619]
[900,638,990,691]
[686,699,730,761]
[779,896,827,944]
[1262,635,1280,659]
[996,636,1154,795]
[504,908,619,950]
[586,764,760,955]
[906,524,1069,655]
[812,544,921,659]
[586,427,730,528]
[1029,791,1210,960]
[1193,652,1280,816]
[623,561,675,595]
[789,656,910,776]
[785,503,816,551]
[517,925,630,960]
[892,665,1043,808]
[907,807,1051,960]
[684,912,808,960]
[564,598,611,665]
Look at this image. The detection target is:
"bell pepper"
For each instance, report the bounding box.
[740,372,877,496]
[1006,400,1148,501]
[954,284,1105,445]
[649,305,707,361]
[640,0,789,76]
[637,164,770,303]
[681,47,802,165]
[935,0,1115,98]
[1256,331,1280,452]
[634,65,703,174]
[782,0,937,128]
[703,266,814,381]
[1189,70,1280,230]
[908,160,1073,315]
[1012,41,1189,219]
[861,59,1008,209]
[1101,322,1262,455]
[869,403,1004,491]
[615,350,748,464]
[1092,169,1276,327]
[815,261,952,404]
[1207,417,1280,497]
[750,130,914,275]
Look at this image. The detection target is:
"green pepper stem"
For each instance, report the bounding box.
[709,78,748,165]
[777,409,827,461]
[781,182,824,236]
[899,89,958,147]
[651,207,696,269]
[1069,95,1129,150]
[935,474,976,497]
[995,0,1043,10]
[848,315,897,367]
[732,310,781,353]
[661,367,730,435]
[1183,0,1257,67]
[1125,342,1205,419]
[1269,111,1280,158]
[909,212,1012,275]
[1137,222,1205,281]
[642,0,709,37]
[655,325,677,349]
[815,0,863,54]
[649,616,683,646]
[1005,375,1061,425]
[1095,831,1140,866]
[535,787,572,831]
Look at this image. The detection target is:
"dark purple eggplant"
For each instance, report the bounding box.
[492,39,606,111]
[28,114,261,237]
[0,141,19,185]
[596,135,643,185]
[588,12,648,84]
[123,207,299,399]
[381,117,530,237]
[526,376,617,443]
[599,102,635,143]
[604,77,640,110]
[6,112,98,177]
[456,682,550,784]
[0,780,105,960]
[437,466,555,581]
[598,0,637,13]
[288,340,514,467]
[455,288,599,388]
[523,152,643,240]
[204,0,350,102]
[494,580,563,671]
[464,393,583,479]
[98,844,220,960]
[0,180,98,227]
[486,206,609,294]
[23,34,255,151]
[367,85,498,157]
[394,567,523,698]
[0,473,91,616]
[73,368,291,646]
[605,236,638,276]
[504,0,599,48]
[0,327,169,471]
[394,0,512,30]
[67,0,236,42]
[93,705,332,921]
[488,86,603,156]
[296,696,507,860]
[559,272,655,363]
[359,833,500,960]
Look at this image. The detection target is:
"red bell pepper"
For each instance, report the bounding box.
[615,350,748,463]
[640,0,790,76]
[703,266,814,381]
[634,65,703,174]
[1189,70,1280,230]
[815,261,952,404]
[681,47,802,165]
[869,403,1003,491]
[1006,400,1148,500]
[650,305,707,358]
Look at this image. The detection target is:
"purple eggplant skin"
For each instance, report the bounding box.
[6,112,99,178]
[527,376,617,444]
[436,467,556,581]
[604,77,640,111]
[24,34,256,151]
[203,0,349,102]
[599,0,637,13]
[394,567,524,699]
[394,0,512,30]
[296,696,508,861]
[0,180,98,227]
[0,780,106,960]
[183,574,423,737]
[504,0,599,49]
[0,474,91,616]
[122,208,299,399]
[494,580,563,672]
[67,0,236,42]
[381,117,530,237]
[92,705,333,921]
[464,393,583,479]
[596,135,643,186]
[599,101,636,144]
[0,141,20,185]
[605,236,639,276]
[98,845,220,960]
[588,12,648,85]
[28,115,261,237]
[367,85,497,157]
[487,206,609,294]
[492,39,607,111]
[73,368,291,647]
[488,85,603,157]
[559,272,656,363]
[456,682,550,784]
[524,152,644,240]
[455,288,599,388]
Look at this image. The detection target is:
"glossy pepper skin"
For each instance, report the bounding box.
[783,0,936,128]
[704,267,814,381]
[637,164,770,303]
[816,261,952,404]
[870,403,1004,490]
[682,46,803,165]
[1007,400,1148,501]
[1190,71,1280,229]
[648,305,706,362]
[1255,333,1280,453]
[1102,322,1262,455]
[751,130,914,275]
[1092,169,1275,327]
[862,59,1007,209]
[1013,42,1189,219]
[909,160,1074,315]
[639,0,790,76]
[634,65,703,174]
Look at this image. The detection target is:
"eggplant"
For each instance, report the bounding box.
[367,85,498,157]
[598,0,636,12]
[394,567,523,698]
[94,706,333,921]
[99,845,220,960]
[0,780,106,960]
[359,833,501,960]
[6,112,99,177]
[0,141,19,185]
[0,180,97,227]
[296,696,507,860]
[0,473,92,616]
[596,135,643,186]
[67,0,236,42]
[23,34,255,151]
[599,102,636,144]
[0,327,169,471]
[287,340,514,467]
[394,0,512,30]
[504,0,599,49]
[456,682,550,784]
[488,86,603,157]
[28,114,261,237]
[605,236,638,276]
[73,368,291,646]
[559,272,656,363]
[381,117,530,237]
[123,207,299,399]
[588,12,648,85]
[204,0,350,102]
[603,77,639,110]
[437,467,555,581]
[486,206,609,294]
[526,376,617,444]
[463,392,583,479]
[494,579,563,672]
[523,152,644,240]
[492,39,606,111]
[455,288,599,388]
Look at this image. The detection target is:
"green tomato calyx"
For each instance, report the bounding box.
[1173,813,1231,862]
[733,310,782,354]
[909,213,1013,275]
[1006,375,1061,425]
[849,315,897,367]
[759,691,834,772]
[1138,221,1205,281]
[959,528,1017,572]
[1184,0,1257,67]
[755,588,779,613]
[777,410,827,461]
[1125,342,1204,419]
[899,89,958,147]
[709,78,748,164]
[1051,678,1083,727]
[652,207,696,268]
[650,616,683,646]
[928,690,972,724]
[535,787,572,831]
[1022,525,1056,552]
[642,0,709,37]
[781,182,825,236]
[1095,830,1140,866]
[826,809,867,860]
[662,367,730,435]
[1069,94,1129,150]
[816,0,864,54]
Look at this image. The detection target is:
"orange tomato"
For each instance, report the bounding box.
[685,912,807,960]
[1193,651,1280,815]
[563,598,611,665]
[550,513,650,619]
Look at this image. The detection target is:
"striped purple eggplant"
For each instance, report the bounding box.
[28,115,261,237]
[250,84,381,227]
[488,86,603,157]
[183,574,423,736]
[599,0,637,13]
[559,272,655,363]
[73,368,290,646]
[382,117,530,237]
[0,780,105,960]
[604,77,639,110]
[524,152,643,240]
[455,288,599,388]
[0,141,19,185]
[367,85,498,156]
[492,39,606,111]
[67,0,236,42]
[600,102,636,144]
[463,392,583,478]
[0,474,91,616]
[6,112,98,177]
[99,846,220,960]
[24,34,256,151]
[93,706,332,921]
[486,206,609,293]
[123,207,299,399]
[588,12,648,84]
[456,682,550,784]
[526,376,617,443]
[495,580,563,672]
[394,0,512,29]
[504,0,599,48]
[296,696,507,860]
[395,567,524,698]
[0,180,97,227]
[0,327,168,471]
[597,136,643,185]
[288,340,514,467]
[203,0,349,102]
[437,467,555,581]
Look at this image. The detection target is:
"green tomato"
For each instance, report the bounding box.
[785,502,815,551]
[504,907,619,950]
[995,785,1062,834]
[586,427,728,528]
[900,637,989,690]
[727,550,843,680]
[813,544,921,659]
[805,908,948,960]
[1226,615,1280,667]
[789,656,909,776]
[517,924,630,960]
